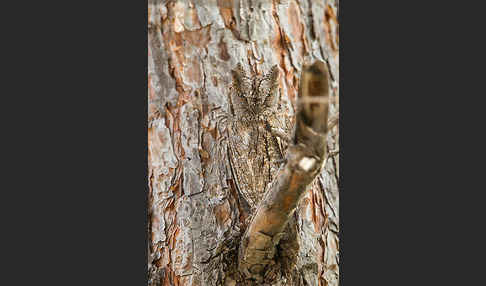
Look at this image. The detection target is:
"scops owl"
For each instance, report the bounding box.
[227,63,289,211]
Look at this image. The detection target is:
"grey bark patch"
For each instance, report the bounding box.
[181,103,204,196]
[173,196,194,276]
[148,29,179,118]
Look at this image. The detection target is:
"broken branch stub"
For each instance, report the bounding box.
[238,61,331,282]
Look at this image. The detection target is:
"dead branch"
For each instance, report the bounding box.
[238,61,331,282]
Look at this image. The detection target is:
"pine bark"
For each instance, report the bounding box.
[148,1,339,285]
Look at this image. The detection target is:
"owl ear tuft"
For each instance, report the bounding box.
[267,65,280,92]
[232,63,252,97]
[267,65,279,81]
[232,63,249,81]
[261,65,280,109]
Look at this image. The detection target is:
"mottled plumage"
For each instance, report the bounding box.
[227,63,288,210]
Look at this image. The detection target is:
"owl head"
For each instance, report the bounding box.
[231,63,280,117]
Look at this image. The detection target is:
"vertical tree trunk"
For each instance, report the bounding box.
[148,1,339,285]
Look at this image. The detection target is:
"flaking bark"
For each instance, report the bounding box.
[148,1,339,285]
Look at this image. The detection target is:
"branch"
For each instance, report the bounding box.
[238,61,331,282]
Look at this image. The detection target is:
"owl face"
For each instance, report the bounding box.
[231,64,279,117]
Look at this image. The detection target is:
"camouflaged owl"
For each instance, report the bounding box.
[226,63,290,210]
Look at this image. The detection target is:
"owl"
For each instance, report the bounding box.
[226,63,289,211]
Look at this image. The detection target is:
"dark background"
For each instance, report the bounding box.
[0,0,483,284]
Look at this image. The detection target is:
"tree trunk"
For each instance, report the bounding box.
[148,1,339,285]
